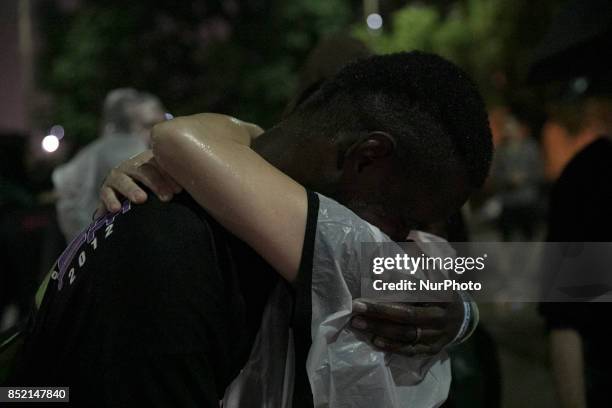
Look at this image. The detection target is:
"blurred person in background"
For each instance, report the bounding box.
[52,88,165,241]
[539,87,612,408]
[489,108,543,241]
[528,0,612,405]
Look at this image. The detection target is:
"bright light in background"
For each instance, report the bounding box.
[164,112,174,120]
[366,13,383,30]
[572,77,589,95]
[42,135,60,153]
[41,124,64,153]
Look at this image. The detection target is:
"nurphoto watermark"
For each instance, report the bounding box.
[359,242,612,303]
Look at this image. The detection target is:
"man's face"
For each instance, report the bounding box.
[384,174,467,239]
[336,138,467,241]
[338,177,466,241]
[337,192,411,242]
[267,126,469,240]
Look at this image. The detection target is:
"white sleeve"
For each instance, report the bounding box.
[312,194,455,299]
[53,147,99,241]
[311,194,392,298]
[307,194,451,408]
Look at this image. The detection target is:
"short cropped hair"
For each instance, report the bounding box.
[296,51,493,190]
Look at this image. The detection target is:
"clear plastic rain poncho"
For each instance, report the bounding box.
[223,193,453,408]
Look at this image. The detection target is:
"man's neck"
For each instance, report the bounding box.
[251,128,293,173]
[251,127,341,197]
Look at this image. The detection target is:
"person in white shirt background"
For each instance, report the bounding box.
[52,88,165,241]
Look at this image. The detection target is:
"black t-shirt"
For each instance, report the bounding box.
[546,137,612,243]
[8,191,320,407]
[539,137,612,405]
[540,138,612,330]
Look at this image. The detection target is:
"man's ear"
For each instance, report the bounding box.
[343,131,397,173]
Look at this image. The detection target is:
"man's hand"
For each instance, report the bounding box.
[350,298,464,356]
[97,150,182,215]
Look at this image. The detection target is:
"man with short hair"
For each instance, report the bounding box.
[9,52,492,407]
[52,88,165,241]
[540,93,612,408]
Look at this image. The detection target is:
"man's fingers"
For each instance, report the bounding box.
[352,300,446,326]
[100,186,123,213]
[351,317,442,345]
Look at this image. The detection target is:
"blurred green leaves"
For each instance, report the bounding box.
[37,0,354,147]
[37,0,559,149]
[354,0,559,104]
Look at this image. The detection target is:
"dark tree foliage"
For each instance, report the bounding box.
[36,0,356,147]
[36,0,562,150]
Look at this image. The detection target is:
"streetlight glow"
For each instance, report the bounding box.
[42,134,60,153]
[366,13,383,30]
